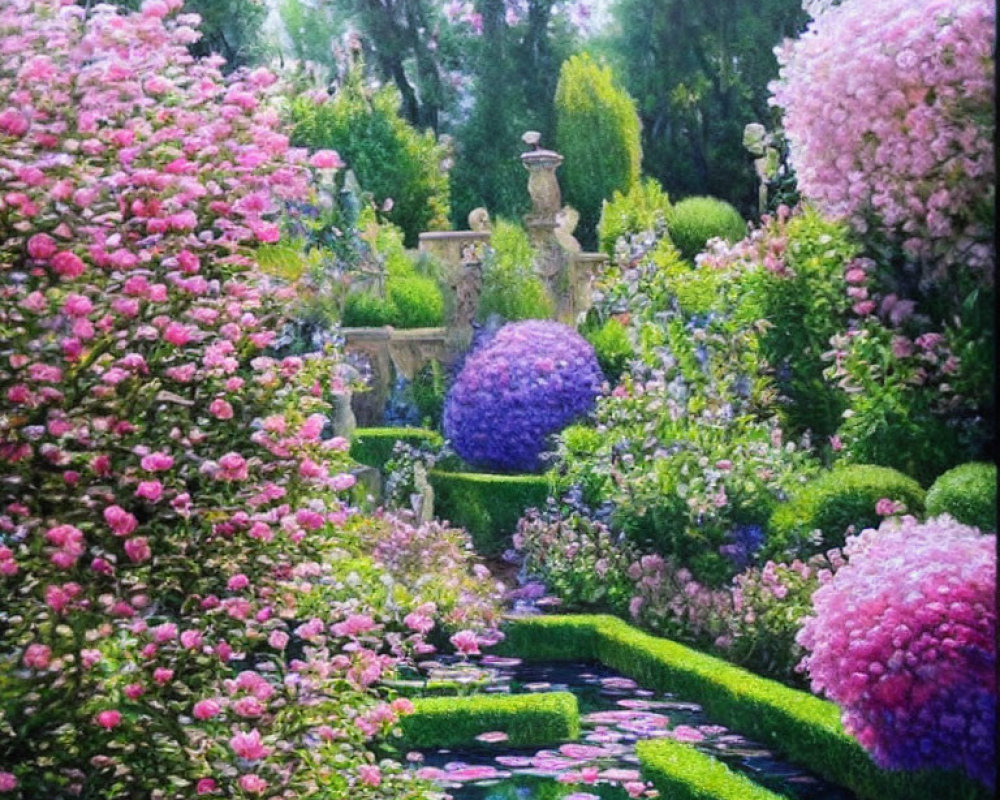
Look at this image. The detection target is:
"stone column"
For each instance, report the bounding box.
[521,132,568,306]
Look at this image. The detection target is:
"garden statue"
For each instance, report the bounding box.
[744,123,782,216]
[468,206,491,232]
[410,461,435,524]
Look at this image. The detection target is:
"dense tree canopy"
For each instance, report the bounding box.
[611,0,807,215]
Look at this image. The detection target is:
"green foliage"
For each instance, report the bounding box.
[342,291,395,327]
[278,0,344,72]
[349,427,444,471]
[925,462,997,532]
[340,212,445,328]
[388,275,445,328]
[291,64,450,247]
[597,177,673,257]
[429,470,553,555]
[829,318,990,487]
[767,465,926,559]
[449,0,580,225]
[583,317,633,382]
[638,739,787,800]
[477,219,555,322]
[666,196,747,262]
[727,208,857,438]
[411,360,447,430]
[501,615,990,800]
[610,0,809,215]
[397,692,579,750]
[555,53,642,249]
[558,231,818,584]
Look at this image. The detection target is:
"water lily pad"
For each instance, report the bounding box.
[668,724,705,742]
[475,731,508,743]
[598,767,641,782]
[495,755,533,767]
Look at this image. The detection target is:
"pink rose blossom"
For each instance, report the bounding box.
[95,710,122,730]
[104,505,138,536]
[449,629,480,656]
[135,480,163,502]
[123,537,151,563]
[309,150,345,169]
[193,699,221,720]
[229,728,270,760]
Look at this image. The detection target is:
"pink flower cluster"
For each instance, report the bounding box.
[797,516,996,787]
[0,2,483,797]
[771,0,995,283]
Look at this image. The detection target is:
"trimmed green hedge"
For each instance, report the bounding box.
[766,465,925,559]
[637,739,786,800]
[349,427,443,472]
[398,691,579,749]
[925,462,996,531]
[429,470,552,555]
[500,615,988,800]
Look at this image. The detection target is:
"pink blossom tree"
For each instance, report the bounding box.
[770,0,995,286]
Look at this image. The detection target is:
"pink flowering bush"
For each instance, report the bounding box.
[0,2,491,796]
[771,0,995,283]
[797,516,996,787]
[313,511,504,637]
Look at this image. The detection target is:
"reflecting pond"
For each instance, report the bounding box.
[408,658,858,800]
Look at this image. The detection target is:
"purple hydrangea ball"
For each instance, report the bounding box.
[444,320,603,472]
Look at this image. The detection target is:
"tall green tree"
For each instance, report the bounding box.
[450,0,579,224]
[611,0,807,216]
[554,52,642,249]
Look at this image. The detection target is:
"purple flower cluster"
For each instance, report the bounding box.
[771,0,995,284]
[444,320,603,471]
[797,516,996,787]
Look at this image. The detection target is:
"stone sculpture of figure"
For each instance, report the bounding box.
[554,205,582,254]
[468,207,491,232]
[411,461,434,523]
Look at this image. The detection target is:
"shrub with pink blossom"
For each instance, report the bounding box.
[727,552,843,687]
[325,511,504,636]
[443,320,604,472]
[0,2,491,796]
[797,516,996,788]
[771,0,995,284]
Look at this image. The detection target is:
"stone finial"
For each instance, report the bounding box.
[522,130,542,148]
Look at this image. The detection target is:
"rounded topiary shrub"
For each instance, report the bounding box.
[926,462,997,532]
[443,320,604,472]
[767,465,925,558]
[666,196,746,261]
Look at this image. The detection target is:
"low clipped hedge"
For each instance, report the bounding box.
[637,739,786,800]
[766,464,925,559]
[349,427,443,472]
[429,470,552,555]
[398,691,579,749]
[499,615,989,800]
[925,462,996,531]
